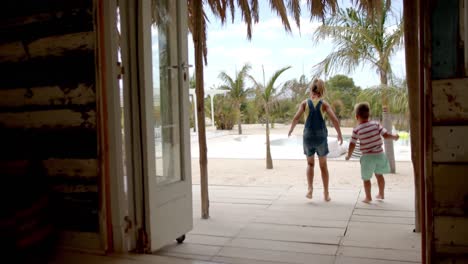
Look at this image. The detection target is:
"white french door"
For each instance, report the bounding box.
[138,0,193,251]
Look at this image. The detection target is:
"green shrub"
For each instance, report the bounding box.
[214,95,236,130]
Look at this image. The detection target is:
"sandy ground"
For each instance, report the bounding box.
[192,159,414,190]
[191,124,415,192]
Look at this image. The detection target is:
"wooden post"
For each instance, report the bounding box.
[192,0,209,219]
[403,0,421,233]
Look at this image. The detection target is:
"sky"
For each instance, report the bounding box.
[187,0,405,90]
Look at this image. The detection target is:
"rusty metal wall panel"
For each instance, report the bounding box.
[432,126,468,162]
[434,216,468,254]
[433,79,468,123]
[433,164,468,216]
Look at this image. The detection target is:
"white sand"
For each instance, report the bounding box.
[192,158,414,190]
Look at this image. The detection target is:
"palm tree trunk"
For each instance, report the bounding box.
[237,106,242,135]
[192,0,209,219]
[380,71,396,173]
[265,106,273,169]
[403,0,421,232]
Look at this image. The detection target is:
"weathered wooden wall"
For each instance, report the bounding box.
[430,0,468,262]
[0,0,101,254]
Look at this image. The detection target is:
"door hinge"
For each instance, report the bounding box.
[117,62,125,80]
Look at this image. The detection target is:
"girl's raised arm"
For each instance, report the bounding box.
[288,101,306,137]
[322,101,343,145]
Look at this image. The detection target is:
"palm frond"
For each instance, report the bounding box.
[358,84,408,114]
[268,0,292,32]
[264,66,291,102]
[311,1,401,82]
[247,74,262,89]
[218,63,251,104]
[287,0,301,30]
[350,0,392,17]
[208,0,227,24]
[218,71,235,88]
[184,0,392,67]
[227,0,235,22]
[237,0,254,38]
[311,49,362,78]
[251,0,259,22]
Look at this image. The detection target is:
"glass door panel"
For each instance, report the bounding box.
[151,0,181,185]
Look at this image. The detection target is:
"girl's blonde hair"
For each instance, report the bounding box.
[310,79,326,97]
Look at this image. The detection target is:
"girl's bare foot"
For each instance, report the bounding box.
[362,198,372,203]
[324,192,331,202]
[306,188,313,199]
[376,194,384,200]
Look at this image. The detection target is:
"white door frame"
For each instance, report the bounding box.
[100,0,192,253]
[137,0,193,251]
[98,0,144,252]
[98,0,132,252]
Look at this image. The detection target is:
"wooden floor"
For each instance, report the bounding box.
[52,184,421,264]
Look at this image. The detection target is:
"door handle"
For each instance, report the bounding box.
[181,62,193,69]
[167,63,192,70]
[181,62,192,81]
[166,63,192,80]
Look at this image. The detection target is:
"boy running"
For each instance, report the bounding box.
[345,102,399,203]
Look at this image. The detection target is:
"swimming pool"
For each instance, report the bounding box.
[191,133,411,161]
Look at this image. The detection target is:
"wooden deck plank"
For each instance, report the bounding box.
[237,223,344,245]
[226,238,338,255]
[337,246,421,263]
[217,247,335,264]
[342,222,421,250]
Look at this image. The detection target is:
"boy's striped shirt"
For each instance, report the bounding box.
[350,121,387,154]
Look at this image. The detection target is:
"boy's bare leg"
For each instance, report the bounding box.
[318,156,331,201]
[306,156,314,199]
[375,174,385,199]
[362,180,372,203]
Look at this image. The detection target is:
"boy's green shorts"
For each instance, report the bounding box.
[360,153,391,181]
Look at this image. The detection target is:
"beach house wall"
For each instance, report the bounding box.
[0,0,108,253]
[424,0,468,262]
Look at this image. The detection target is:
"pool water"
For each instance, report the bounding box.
[191,134,411,161]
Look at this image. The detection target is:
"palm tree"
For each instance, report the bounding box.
[250,66,291,169]
[282,74,310,104]
[311,0,402,172]
[357,83,409,135]
[357,82,409,118]
[218,63,252,134]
